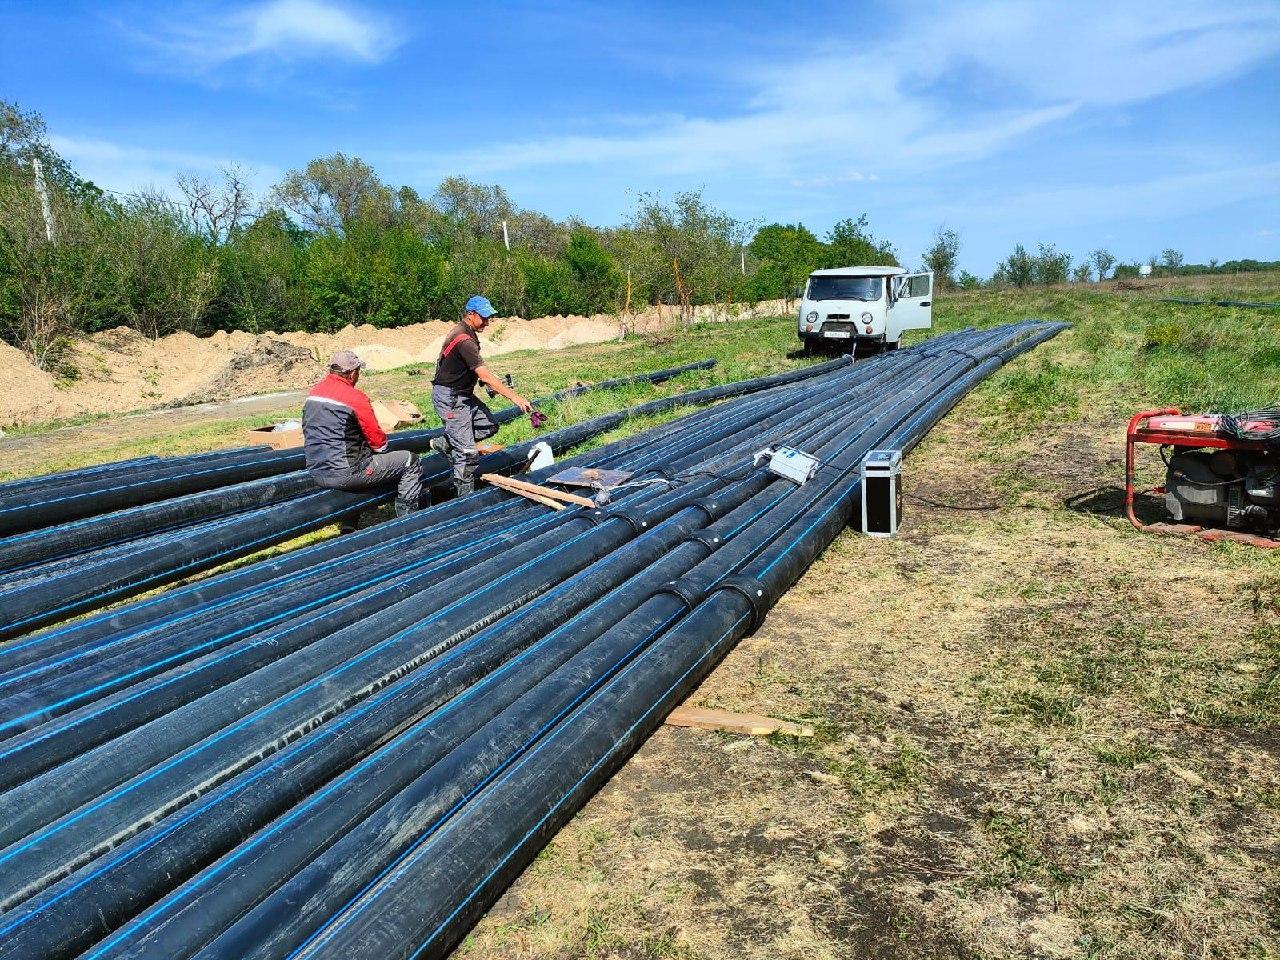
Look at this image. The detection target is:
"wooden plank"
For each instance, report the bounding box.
[664,706,814,738]
[483,476,565,510]
[484,473,596,508]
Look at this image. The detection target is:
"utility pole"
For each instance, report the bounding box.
[32,157,55,242]
[740,248,746,275]
[501,219,510,251]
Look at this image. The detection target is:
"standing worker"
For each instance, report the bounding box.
[303,349,424,521]
[430,295,532,497]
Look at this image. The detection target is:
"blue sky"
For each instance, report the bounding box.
[3,0,1278,274]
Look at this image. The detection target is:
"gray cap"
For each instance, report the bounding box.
[328,349,366,372]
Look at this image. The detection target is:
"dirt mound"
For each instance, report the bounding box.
[0,299,787,428]
[183,339,319,404]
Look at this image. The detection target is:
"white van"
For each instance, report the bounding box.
[797,266,933,354]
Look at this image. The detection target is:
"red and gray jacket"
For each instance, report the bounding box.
[302,373,388,476]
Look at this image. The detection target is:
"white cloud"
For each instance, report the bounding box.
[49,135,278,198]
[130,0,402,74]
[790,172,877,189]
[935,162,1280,231]
[409,0,1280,192]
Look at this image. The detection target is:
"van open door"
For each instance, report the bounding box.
[891,272,933,340]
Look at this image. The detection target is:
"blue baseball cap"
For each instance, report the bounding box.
[464,295,496,319]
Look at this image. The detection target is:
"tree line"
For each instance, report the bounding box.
[919,230,1279,290]
[2,98,1271,372]
[0,99,900,371]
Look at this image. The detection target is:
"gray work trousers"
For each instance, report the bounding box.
[311,449,424,508]
[431,385,498,483]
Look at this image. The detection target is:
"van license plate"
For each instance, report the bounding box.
[822,330,850,339]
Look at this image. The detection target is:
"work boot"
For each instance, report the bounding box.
[453,478,475,499]
[429,436,450,458]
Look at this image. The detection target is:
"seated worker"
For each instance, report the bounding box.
[302,349,424,521]
[429,295,532,497]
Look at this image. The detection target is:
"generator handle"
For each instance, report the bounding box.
[1125,407,1181,530]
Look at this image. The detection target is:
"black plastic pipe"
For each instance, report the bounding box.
[0,361,756,638]
[0,350,890,942]
[38,350,950,959]
[228,325,1066,960]
[0,356,875,722]
[0,359,898,959]
[0,354,839,676]
[0,360,719,537]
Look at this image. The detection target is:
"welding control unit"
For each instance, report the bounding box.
[861,448,902,537]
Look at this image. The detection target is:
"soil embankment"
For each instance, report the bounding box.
[0,300,786,428]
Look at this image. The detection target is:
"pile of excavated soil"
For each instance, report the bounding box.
[0,300,787,428]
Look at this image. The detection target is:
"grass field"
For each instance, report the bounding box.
[3,275,1278,959]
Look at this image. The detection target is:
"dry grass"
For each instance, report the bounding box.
[461,402,1280,960]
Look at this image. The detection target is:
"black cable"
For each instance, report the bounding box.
[1219,408,1280,443]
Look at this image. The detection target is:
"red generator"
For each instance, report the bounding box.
[1125,408,1280,548]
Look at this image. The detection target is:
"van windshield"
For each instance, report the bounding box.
[807,276,883,301]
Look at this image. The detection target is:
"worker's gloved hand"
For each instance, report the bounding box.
[529,410,548,429]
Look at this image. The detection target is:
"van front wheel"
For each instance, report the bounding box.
[884,340,900,351]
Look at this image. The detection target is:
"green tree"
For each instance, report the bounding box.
[561,230,622,313]
[921,226,960,289]
[518,253,577,317]
[992,244,1035,287]
[1089,248,1115,281]
[215,209,309,332]
[105,191,218,338]
[823,215,897,269]
[614,190,747,318]
[746,223,823,302]
[302,220,447,330]
[1032,243,1071,285]
[273,154,393,233]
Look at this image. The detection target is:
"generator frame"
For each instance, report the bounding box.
[1124,407,1279,549]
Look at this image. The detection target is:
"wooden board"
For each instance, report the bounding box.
[664,706,814,738]
[485,473,596,508]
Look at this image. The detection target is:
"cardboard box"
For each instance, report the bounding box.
[245,399,421,451]
[371,399,423,433]
[245,423,304,450]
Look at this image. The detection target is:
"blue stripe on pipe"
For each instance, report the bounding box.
[0,501,573,748]
[309,609,752,960]
[0,520,608,904]
[82,547,696,958]
[0,497,556,697]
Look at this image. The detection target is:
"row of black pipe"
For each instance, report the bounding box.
[0,360,747,638]
[1157,296,1280,309]
[0,323,1065,960]
[0,359,718,538]
[0,349,876,953]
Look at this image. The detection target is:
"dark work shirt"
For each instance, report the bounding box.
[432,323,483,391]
